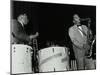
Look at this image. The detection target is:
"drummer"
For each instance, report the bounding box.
[11,14,39,44]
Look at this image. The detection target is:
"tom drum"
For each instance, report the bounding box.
[12,44,33,74]
[38,47,69,72]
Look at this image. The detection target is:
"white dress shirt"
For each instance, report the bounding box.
[78,26,84,37]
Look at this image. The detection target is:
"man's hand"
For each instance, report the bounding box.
[35,32,39,37]
[29,32,39,40]
[29,35,34,40]
[83,44,90,50]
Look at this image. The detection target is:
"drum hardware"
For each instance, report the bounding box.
[65,47,70,55]
[54,68,55,72]
[52,48,54,53]
[32,39,39,72]
[33,39,38,60]
[14,47,16,49]
[70,60,77,70]
[13,50,16,53]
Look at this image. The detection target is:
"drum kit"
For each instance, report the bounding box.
[11,40,96,74]
[11,43,70,74]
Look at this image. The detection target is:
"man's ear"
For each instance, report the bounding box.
[73,20,75,23]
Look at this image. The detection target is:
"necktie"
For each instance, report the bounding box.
[77,26,87,37]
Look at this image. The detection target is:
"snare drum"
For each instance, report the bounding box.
[38,47,69,72]
[12,44,33,74]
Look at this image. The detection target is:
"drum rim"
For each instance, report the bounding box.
[38,46,68,52]
[12,44,32,49]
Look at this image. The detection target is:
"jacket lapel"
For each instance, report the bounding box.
[75,25,83,38]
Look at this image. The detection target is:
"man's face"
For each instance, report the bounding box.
[23,14,29,25]
[73,14,80,24]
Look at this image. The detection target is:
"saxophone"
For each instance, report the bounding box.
[86,35,96,58]
[86,18,96,58]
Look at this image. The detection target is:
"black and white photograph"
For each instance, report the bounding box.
[11,0,96,74]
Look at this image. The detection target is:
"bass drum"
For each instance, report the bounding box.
[38,47,70,72]
[12,44,33,74]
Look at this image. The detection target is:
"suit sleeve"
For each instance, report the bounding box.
[11,20,30,43]
[68,27,83,48]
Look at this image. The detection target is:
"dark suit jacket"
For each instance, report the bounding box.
[11,19,30,44]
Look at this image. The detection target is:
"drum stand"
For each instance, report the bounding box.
[32,39,39,73]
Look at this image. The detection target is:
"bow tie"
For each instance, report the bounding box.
[77,25,82,27]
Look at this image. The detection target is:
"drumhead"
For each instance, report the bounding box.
[11,44,33,74]
[38,47,69,72]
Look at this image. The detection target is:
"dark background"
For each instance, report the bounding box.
[11,1,96,53]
